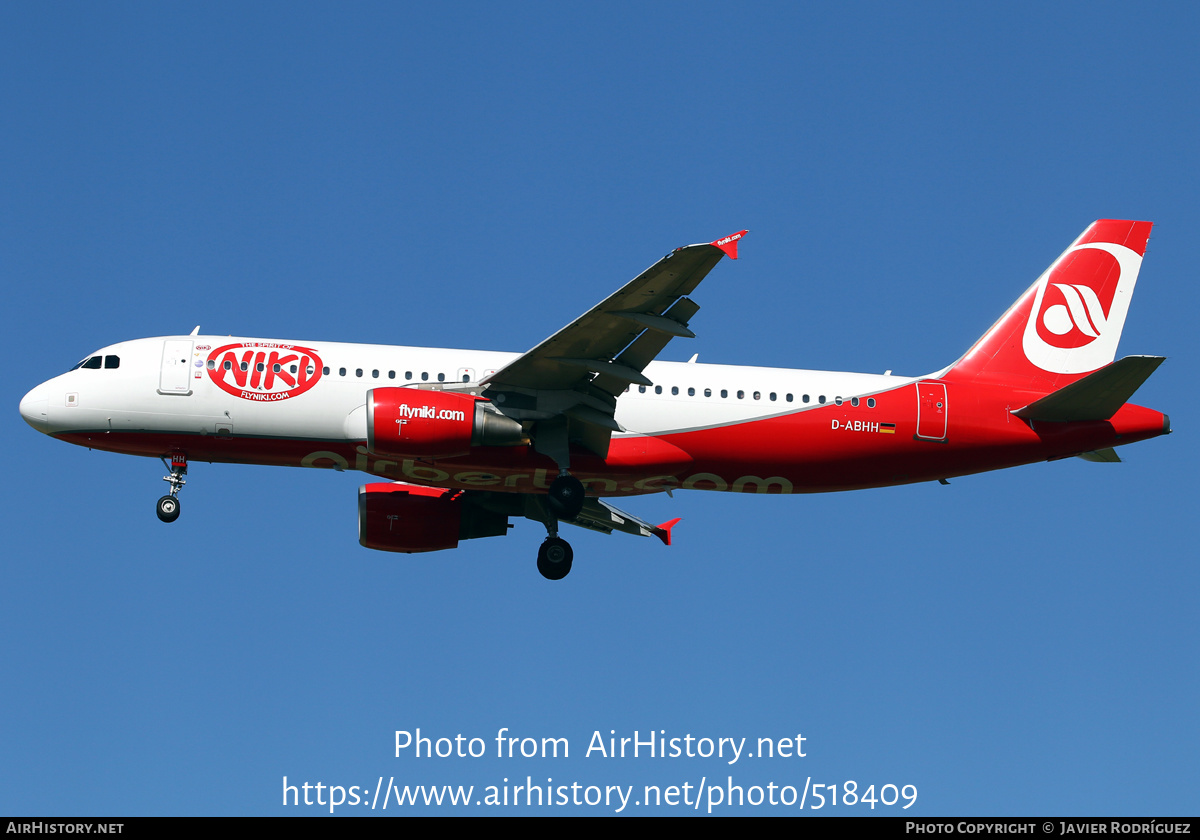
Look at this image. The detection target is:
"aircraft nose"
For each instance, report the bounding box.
[19,385,51,433]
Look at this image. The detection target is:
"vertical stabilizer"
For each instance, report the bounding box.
[943,220,1153,394]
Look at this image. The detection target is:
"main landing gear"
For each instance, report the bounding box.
[536,471,584,580]
[537,536,573,581]
[547,472,584,519]
[156,453,187,523]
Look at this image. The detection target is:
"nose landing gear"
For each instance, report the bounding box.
[156,453,187,523]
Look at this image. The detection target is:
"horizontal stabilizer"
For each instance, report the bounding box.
[1077,448,1122,463]
[1012,355,1165,422]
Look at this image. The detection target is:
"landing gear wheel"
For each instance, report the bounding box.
[537,537,574,580]
[156,495,181,523]
[547,474,585,520]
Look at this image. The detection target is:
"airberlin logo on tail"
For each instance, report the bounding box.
[1041,282,1110,341]
[1022,241,1143,375]
[206,342,323,401]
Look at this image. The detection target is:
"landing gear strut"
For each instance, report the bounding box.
[157,453,187,523]
[539,471,582,580]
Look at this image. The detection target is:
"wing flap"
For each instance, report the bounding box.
[592,298,704,396]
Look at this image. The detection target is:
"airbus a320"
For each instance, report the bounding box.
[19,221,1170,579]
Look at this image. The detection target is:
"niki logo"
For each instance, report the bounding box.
[1022,241,1143,375]
[206,342,323,402]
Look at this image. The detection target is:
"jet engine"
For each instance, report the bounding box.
[366,388,524,459]
[357,482,509,553]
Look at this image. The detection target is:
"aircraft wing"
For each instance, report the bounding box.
[564,497,682,546]
[479,231,745,459]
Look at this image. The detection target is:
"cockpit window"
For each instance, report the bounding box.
[69,354,119,372]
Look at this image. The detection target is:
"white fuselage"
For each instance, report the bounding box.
[21,334,909,445]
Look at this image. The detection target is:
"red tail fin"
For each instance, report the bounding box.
[943,220,1153,394]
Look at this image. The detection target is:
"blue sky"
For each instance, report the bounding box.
[2,2,1195,816]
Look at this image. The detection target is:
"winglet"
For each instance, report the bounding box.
[711,230,748,260]
[654,517,683,546]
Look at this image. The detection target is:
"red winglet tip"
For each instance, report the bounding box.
[711,230,748,260]
[655,517,683,546]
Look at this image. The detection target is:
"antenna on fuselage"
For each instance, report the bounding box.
[189,326,200,336]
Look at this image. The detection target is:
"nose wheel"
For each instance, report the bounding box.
[157,453,187,523]
[156,494,181,523]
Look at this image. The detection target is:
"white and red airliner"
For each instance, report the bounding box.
[19,221,1169,579]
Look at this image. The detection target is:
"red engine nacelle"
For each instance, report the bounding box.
[358,483,509,553]
[367,388,524,459]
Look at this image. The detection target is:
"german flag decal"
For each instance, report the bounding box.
[879,423,896,434]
